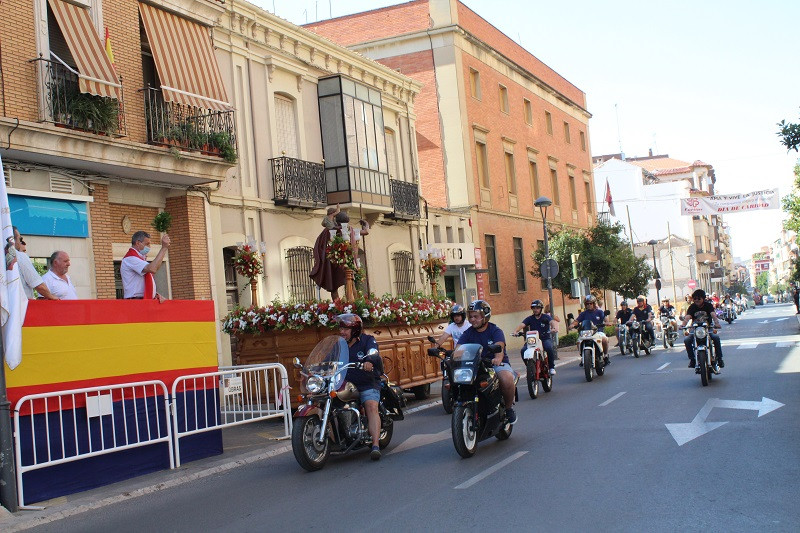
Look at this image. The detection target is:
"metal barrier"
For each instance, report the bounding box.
[13,381,173,508]
[171,364,292,466]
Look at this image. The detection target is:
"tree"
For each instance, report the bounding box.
[777,115,800,152]
[782,164,800,233]
[755,271,769,294]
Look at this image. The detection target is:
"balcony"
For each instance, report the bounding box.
[388,179,420,220]
[142,87,237,164]
[32,57,125,137]
[270,155,327,209]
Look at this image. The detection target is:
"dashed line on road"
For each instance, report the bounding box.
[599,391,626,407]
[737,343,759,350]
[657,362,670,371]
[454,451,528,489]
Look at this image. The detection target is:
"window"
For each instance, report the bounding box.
[446,226,454,242]
[222,247,240,310]
[433,225,441,243]
[550,168,560,205]
[513,237,526,291]
[580,131,586,151]
[584,181,593,214]
[499,85,509,113]
[569,174,577,210]
[385,128,399,178]
[504,151,517,195]
[545,111,553,135]
[469,68,481,99]
[564,121,571,144]
[275,94,299,158]
[285,246,316,301]
[529,160,540,199]
[524,99,532,125]
[485,234,500,293]
[458,227,465,243]
[392,251,416,295]
[476,141,490,188]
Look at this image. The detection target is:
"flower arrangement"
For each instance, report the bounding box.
[222,293,454,336]
[421,254,447,283]
[232,244,264,279]
[151,211,172,233]
[326,234,353,267]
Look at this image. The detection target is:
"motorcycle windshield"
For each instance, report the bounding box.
[450,344,484,367]
[580,319,595,332]
[304,336,350,383]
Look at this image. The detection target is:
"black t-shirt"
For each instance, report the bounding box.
[685,301,716,323]
[659,305,675,316]
[615,309,633,323]
[631,305,652,321]
[344,334,382,391]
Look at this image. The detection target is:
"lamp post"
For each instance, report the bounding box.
[535,196,555,317]
[648,239,661,306]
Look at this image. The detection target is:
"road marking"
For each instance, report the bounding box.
[454,451,528,489]
[657,362,670,370]
[775,341,799,348]
[737,343,759,350]
[777,349,800,374]
[666,397,784,446]
[388,429,450,455]
[599,391,626,407]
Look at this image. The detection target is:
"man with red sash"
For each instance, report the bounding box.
[121,230,170,301]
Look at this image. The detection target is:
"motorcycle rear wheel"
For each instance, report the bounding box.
[441,380,454,414]
[379,419,394,449]
[291,415,330,472]
[452,404,478,458]
[527,361,539,399]
[583,348,594,382]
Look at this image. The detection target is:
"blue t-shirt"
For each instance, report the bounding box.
[576,308,605,327]
[632,305,653,321]
[344,334,381,391]
[522,313,554,339]
[457,322,508,364]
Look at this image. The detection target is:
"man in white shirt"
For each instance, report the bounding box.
[12,227,57,300]
[42,251,78,300]
[120,230,170,300]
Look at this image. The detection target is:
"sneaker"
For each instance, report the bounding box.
[688,359,696,368]
[549,367,556,376]
[506,407,517,425]
[603,356,610,365]
[717,358,725,368]
[370,445,381,461]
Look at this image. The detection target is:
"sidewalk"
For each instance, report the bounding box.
[0,345,581,531]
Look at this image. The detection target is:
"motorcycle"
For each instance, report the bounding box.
[427,338,455,414]
[578,319,606,382]
[723,302,735,324]
[660,313,678,349]
[629,319,652,357]
[291,336,405,471]
[681,311,720,387]
[512,331,553,399]
[427,342,518,458]
[617,322,633,355]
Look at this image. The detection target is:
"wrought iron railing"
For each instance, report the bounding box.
[142,86,237,163]
[389,179,420,220]
[270,155,327,208]
[31,57,126,137]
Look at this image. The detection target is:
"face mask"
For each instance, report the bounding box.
[141,246,151,256]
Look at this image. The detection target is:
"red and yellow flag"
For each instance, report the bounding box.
[104,26,115,66]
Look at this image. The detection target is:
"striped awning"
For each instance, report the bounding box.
[139,2,231,111]
[47,0,121,100]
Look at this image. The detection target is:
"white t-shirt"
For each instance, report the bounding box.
[42,270,78,300]
[444,321,470,344]
[16,251,44,299]
[120,249,150,298]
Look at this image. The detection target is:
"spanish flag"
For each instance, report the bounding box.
[104,26,115,66]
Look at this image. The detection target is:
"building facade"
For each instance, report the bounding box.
[306,0,596,332]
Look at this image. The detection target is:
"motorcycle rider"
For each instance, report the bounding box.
[458,300,517,424]
[336,313,384,461]
[680,289,724,369]
[436,304,470,346]
[628,295,655,345]
[710,292,720,308]
[513,299,558,376]
[571,295,610,364]
[615,300,633,347]
[722,293,736,319]
[659,297,677,330]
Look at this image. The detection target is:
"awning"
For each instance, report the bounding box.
[138,2,231,111]
[47,0,121,100]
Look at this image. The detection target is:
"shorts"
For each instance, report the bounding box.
[493,362,515,376]
[359,388,380,404]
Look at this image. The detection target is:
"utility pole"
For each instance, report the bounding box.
[626,205,635,255]
[667,222,677,303]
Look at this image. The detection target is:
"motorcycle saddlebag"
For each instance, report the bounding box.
[381,383,405,420]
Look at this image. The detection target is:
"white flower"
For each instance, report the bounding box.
[318,314,329,326]
[361,309,369,318]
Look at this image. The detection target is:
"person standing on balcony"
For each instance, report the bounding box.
[42,251,78,300]
[121,230,170,301]
[12,227,57,300]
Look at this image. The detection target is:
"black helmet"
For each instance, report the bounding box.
[531,299,544,310]
[450,304,466,322]
[468,300,491,320]
[620,300,628,307]
[335,313,362,338]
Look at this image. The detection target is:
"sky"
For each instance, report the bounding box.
[253,0,800,259]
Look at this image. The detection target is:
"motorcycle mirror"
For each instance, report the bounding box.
[367,348,379,357]
[603,310,611,316]
[427,335,436,343]
[293,357,302,369]
[427,347,442,358]
[567,313,575,321]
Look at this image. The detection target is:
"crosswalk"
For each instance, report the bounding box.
[734,341,800,350]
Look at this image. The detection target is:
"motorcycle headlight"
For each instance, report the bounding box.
[695,326,707,339]
[661,317,668,323]
[632,321,640,329]
[580,330,593,338]
[306,375,325,394]
[452,368,474,384]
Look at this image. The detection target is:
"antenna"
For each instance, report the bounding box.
[615,103,624,160]
[652,133,659,154]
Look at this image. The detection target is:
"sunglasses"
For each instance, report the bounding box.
[692,297,703,301]
[18,237,26,245]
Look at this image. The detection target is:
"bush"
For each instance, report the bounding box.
[558,332,578,348]
[604,325,617,337]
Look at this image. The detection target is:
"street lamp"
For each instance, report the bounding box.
[648,239,661,305]
[535,196,555,317]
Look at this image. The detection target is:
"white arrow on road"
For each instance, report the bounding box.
[387,429,450,455]
[759,320,770,324]
[666,397,784,446]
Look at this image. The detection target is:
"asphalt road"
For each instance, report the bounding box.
[27,303,800,532]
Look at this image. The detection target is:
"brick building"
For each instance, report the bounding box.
[306,0,596,330]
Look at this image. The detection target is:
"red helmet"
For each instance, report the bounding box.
[335,313,362,338]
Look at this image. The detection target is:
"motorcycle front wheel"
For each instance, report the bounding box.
[619,338,626,355]
[583,347,594,382]
[632,338,639,358]
[291,415,330,472]
[644,340,651,355]
[663,332,668,349]
[441,379,454,414]
[452,404,478,458]
[527,360,539,399]
[699,355,709,386]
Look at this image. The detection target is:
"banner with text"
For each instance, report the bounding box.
[680,189,779,216]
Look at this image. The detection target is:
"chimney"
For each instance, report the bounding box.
[649,148,653,157]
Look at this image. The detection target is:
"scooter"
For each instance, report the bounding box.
[513,331,553,399]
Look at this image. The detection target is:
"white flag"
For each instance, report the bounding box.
[0,154,27,369]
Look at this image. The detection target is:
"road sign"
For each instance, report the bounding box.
[655,279,662,290]
[540,258,559,279]
[687,279,697,290]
